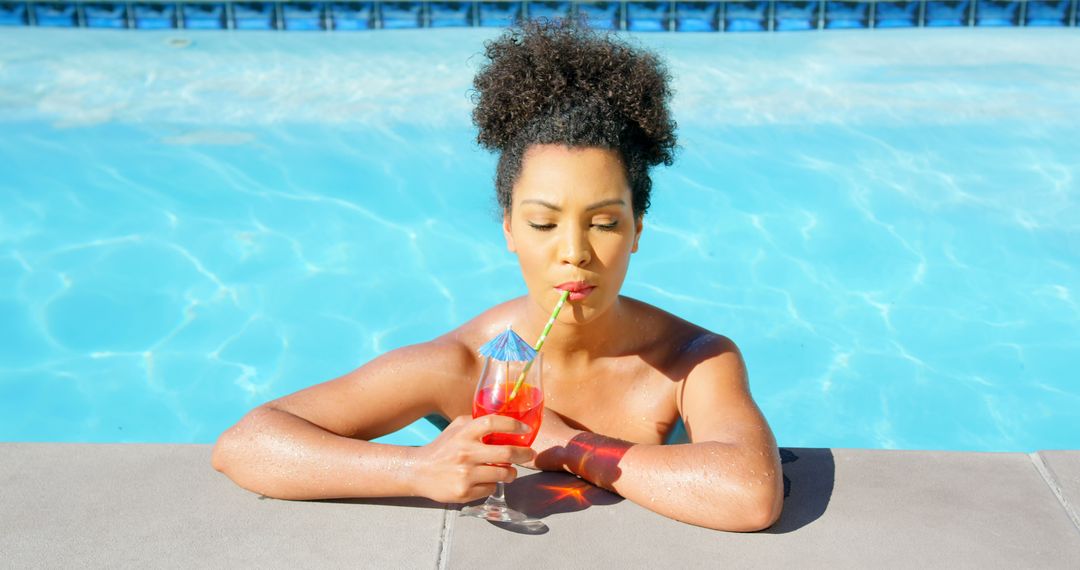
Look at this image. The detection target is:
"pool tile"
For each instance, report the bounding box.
[875,0,920,28]
[0,1,29,26]
[428,1,472,27]
[477,1,520,26]
[724,1,768,32]
[181,2,227,29]
[526,0,571,21]
[133,3,176,29]
[775,1,821,31]
[33,2,78,27]
[625,1,668,31]
[675,1,719,31]
[233,2,277,30]
[1025,0,1072,26]
[83,2,127,28]
[283,2,326,30]
[380,1,422,28]
[925,0,973,26]
[329,1,375,29]
[577,1,621,30]
[975,0,1020,26]
[825,0,869,29]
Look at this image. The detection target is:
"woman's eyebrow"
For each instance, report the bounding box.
[518,198,626,211]
[519,199,560,211]
[585,198,626,211]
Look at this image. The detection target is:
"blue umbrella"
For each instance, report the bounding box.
[478,325,537,362]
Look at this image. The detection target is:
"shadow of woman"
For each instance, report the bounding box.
[453,471,624,535]
[764,447,835,534]
[502,470,624,519]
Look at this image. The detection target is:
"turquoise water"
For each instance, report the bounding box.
[1,28,1078,451]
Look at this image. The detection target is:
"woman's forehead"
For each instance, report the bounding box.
[513,145,630,206]
[520,144,624,169]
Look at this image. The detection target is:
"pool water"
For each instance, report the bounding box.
[1,28,1078,451]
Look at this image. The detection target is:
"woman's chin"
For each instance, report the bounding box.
[556,300,610,326]
[525,289,615,326]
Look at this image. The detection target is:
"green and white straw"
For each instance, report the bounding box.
[508,290,571,400]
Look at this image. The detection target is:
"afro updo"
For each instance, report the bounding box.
[471,18,677,218]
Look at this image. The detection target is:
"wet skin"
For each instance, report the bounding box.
[212,145,784,531]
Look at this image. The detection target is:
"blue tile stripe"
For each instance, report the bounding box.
[1,1,1077,30]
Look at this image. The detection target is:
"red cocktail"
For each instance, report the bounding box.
[474,383,544,447]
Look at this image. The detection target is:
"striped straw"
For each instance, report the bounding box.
[508,290,570,400]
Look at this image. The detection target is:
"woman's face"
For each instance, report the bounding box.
[503,144,642,324]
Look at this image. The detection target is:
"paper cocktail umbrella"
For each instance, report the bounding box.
[477,325,537,363]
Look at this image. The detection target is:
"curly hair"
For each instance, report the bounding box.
[470,18,677,218]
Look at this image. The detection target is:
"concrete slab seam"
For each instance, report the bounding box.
[435,503,454,570]
[1029,452,1080,536]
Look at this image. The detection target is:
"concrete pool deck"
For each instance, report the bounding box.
[2,444,1078,568]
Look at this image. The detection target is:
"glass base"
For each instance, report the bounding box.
[459,498,532,523]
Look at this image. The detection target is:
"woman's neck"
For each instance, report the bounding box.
[519,295,640,366]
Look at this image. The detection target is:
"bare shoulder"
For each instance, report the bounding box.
[441,297,530,351]
[420,297,534,412]
[624,299,763,443]
[620,296,741,377]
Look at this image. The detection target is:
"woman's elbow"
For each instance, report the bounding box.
[210,426,279,497]
[211,425,244,477]
[210,433,232,474]
[735,484,784,532]
[743,500,782,532]
[702,484,783,532]
[210,407,270,475]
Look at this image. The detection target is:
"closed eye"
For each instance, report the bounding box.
[527,221,618,232]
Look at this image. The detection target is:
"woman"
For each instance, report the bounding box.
[212,20,783,532]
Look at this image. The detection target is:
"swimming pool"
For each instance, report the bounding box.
[1,27,1077,451]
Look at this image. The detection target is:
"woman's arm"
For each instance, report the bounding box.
[533,337,783,532]
[211,339,535,503]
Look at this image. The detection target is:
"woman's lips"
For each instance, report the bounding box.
[555,282,595,301]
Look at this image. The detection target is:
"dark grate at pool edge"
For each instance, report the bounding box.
[1,1,1077,31]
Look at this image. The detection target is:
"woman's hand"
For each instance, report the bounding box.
[521,408,582,472]
[410,415,536,504]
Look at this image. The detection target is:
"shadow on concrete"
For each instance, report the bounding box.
[499,470,624,520]
[764,447,835,534]
[486,518,551,535]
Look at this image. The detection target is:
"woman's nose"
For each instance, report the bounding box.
[559,228,591,267]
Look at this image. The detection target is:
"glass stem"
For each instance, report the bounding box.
[487,482,507,506]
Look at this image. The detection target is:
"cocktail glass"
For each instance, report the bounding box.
[459,352,543,523]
